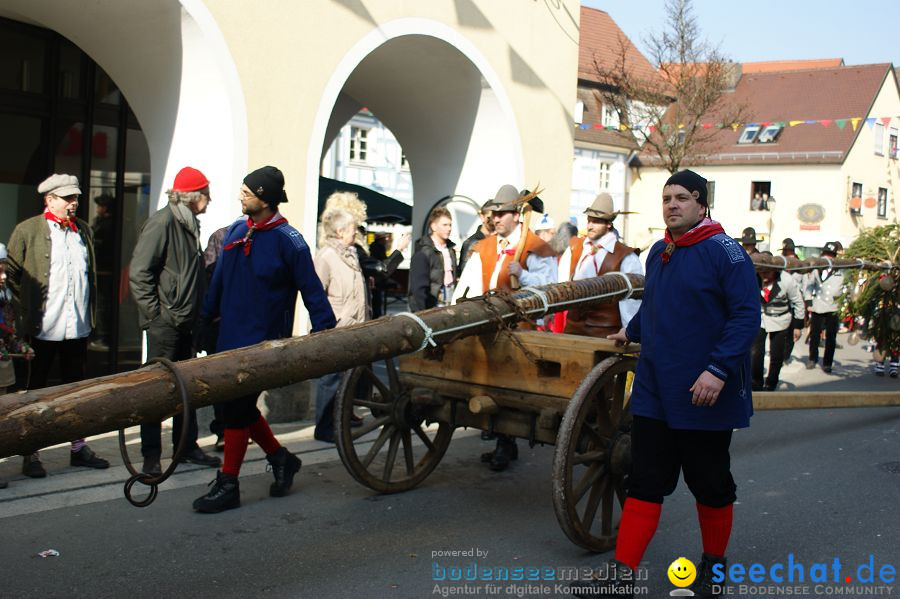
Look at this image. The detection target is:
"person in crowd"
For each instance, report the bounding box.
[364,230,411,318]
[193,166,336,513]
[408,207,457,312]
[779,238,803,363]
[457,200,495,277]
[751,253,805,391]
[6,174,110,477]
[312,192,369,443]
[0,242,35,488]
[532,213,556,244]
[738,226,761,255]
[452,184,557,471]
[558,192,642,338]
[200,224,231,451]
[804,241,844,374]
[129,166,221,475]
[577,170,758,598]
[549,221,578,256]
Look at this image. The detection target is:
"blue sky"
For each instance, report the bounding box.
[581,0,900,67]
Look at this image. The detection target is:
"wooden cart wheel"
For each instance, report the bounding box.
[552,355,636,552]
[334,358,454,493]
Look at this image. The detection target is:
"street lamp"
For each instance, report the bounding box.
[766,196,776,252]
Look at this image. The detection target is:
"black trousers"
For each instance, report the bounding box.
[28,337,87,389]
[809,312,839,367]
[627,415,736,507]
[751,327,789,389]
[141,322,199,457]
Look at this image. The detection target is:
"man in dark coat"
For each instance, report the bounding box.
[456,200,494,277]
[408,207,457,312]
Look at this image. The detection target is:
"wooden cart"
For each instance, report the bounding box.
[333,330,638,553]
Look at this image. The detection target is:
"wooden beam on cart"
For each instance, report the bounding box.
[753,391,900,410]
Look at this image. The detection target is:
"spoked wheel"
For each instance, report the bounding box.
[334,358,453,493]
[552,355,636,552]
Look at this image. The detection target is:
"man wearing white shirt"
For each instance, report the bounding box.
[6,174,110,477]
[558,192,642,338]
[452,184,557,471]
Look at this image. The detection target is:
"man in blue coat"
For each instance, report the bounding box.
[193,166,336,513]
[575,170,759,599]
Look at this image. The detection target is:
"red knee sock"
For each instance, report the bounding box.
[614,498,662,569]
[222,427,250,476]
[696,502,733,557]
[248,416,281,456]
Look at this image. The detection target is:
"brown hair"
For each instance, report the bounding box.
[428,207,452,229]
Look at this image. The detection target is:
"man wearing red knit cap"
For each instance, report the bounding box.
[129,166,221,476]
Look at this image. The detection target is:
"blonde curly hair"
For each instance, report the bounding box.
[318,191,368,248]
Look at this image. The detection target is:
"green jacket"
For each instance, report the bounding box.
[6,214,97,336]
[128,204,205,330]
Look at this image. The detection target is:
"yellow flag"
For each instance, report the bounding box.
[789,120,804,127]
[850,117,861,131]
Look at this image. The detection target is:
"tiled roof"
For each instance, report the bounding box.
[742,58,844,74]
[574,87,638,150]
[578,6,661,87]
[642,63,892,166]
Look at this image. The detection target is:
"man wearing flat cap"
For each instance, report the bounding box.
[5,174,110,477]
[451,183,557,472]
[803,241,843,374]
[557,192,642,338]
[129,166,221,476]
[738,226,762,255]
[578,170,759,599]
[194,166,336,513]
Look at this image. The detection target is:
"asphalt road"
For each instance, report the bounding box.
[1,405,898,599]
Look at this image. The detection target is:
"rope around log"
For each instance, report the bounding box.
[394,312,438,352]
[118,357,193,508]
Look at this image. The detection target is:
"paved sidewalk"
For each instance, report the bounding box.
[1,331,896,516]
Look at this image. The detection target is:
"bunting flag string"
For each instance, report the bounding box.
[576,114,900,132]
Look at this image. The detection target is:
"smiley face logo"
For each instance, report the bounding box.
[668,557,696,587]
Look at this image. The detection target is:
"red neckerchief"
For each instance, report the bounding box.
[762,286,772,302]
[661,217,725,264]
[44,210,77,232]
[224,214,288,256]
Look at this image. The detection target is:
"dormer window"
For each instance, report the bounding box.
[738,125,760,144]
[757,124,783,143]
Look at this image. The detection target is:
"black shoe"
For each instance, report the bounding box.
[690,553,727,598]
[214,436,225,452]
[571,561,636,598]
[480,430,496,441]
[193,471,240,513]
[142,456,162,477]
[805,360,817,370]
[763,382,777,391]
[22,453,47,478]
[481,438,518,471]
[350,414,363,428]
[267,447,302,497]
[314,430,335,443]
[70,446,109,469]
[178,447,222,468]
[823,365,833,374]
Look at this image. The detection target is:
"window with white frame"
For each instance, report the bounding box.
[877,187,888,218]
[738,125,761,144]
[757,124,783,143]
[889,128,898,159]
[874,122,885,155]
[574,100,585,124]
[601,104,618,129]
[349,126,369,162]
[598,162,611,190]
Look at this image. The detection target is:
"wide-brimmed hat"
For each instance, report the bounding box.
[822,241,839,256]
[781,237,796,251]
[489,184,522,212]
[738,227,763,244]
[38,174,81,197]
[583,192,621,220]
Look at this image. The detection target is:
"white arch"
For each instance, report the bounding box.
[304,17,524,238]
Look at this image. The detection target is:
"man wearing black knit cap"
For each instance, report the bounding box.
[195,166,337,513]
[575,169,759,599]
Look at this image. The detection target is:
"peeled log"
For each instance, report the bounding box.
[0,274,644,458]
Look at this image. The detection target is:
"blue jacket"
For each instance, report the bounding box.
[626,233,759,430]
[204,219,336,352]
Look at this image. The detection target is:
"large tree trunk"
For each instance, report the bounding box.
[0,274,643,457]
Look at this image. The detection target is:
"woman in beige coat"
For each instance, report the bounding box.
[313,193,368,442]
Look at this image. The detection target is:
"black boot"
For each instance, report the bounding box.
[690,553,727,598]
[571,561,636,598]
[480,436,518,471]
[193,471,240,513]
[267,447,302,497]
